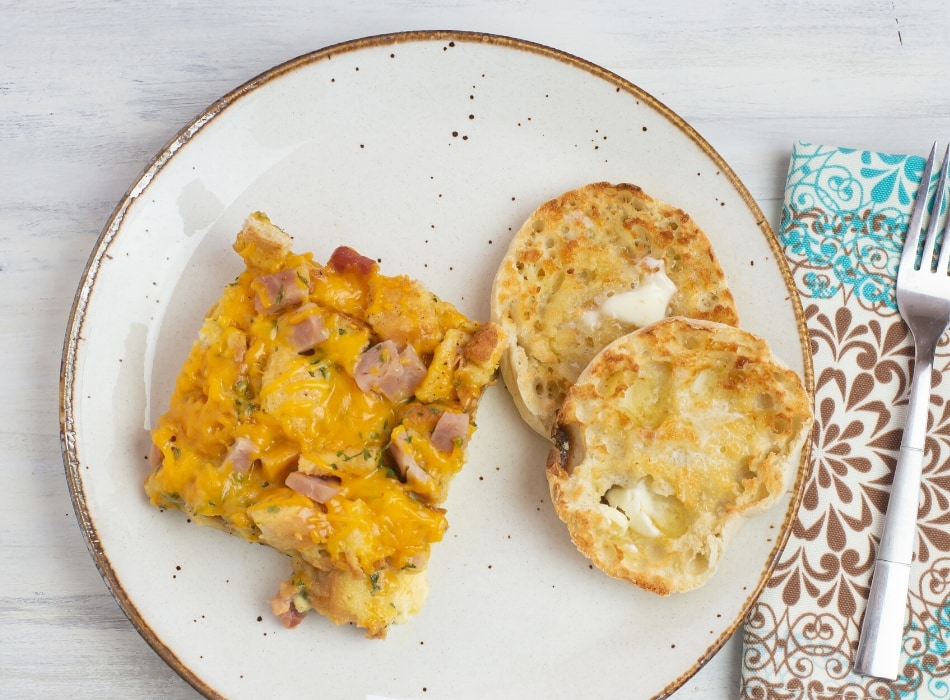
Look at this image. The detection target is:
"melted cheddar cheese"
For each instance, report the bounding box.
[146,213,504,638]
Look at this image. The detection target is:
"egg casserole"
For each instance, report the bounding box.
[146,212,504,638]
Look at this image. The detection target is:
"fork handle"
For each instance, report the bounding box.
[853,558,912,679]
[853,443,923,679]
[880,349,932,564]
[853,353,931,680]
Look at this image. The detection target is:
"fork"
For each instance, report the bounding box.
[854,143,950,679]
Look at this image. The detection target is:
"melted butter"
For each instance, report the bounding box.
[600,260,676,327]
[582,258,677,330]
[604,478,689,539]
[605,480,663,537]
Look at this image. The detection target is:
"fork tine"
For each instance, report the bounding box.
[902,143,938,273]
[920,144,950,271]
[936,147,950,275]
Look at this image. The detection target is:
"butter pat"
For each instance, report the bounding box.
[605,480,662,538]
[583,258,677,330]
[604,478,690,539]
[601,258,676,326]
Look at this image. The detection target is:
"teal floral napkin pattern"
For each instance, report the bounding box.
[740,142,950,699]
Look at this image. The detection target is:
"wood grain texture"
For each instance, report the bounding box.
[4,0,949,697]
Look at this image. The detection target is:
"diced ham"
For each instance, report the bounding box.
[430,411,470,452]
[286,471,340,503]
[253,268,308,313]
[388,429,437,497]
[328,246,377,276]
[388,430,419,478]
[406,463,436,493]
[289,312,329,353]
[394,345,428,398]
[149,441,164,467]
[354,340,427,402]
[276,602,307,629]
[223,436,256,473]
[269,580,309,629]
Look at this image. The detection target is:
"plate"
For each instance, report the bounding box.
[61,31,812,700]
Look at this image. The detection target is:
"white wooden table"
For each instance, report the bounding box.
[5,1,948,697]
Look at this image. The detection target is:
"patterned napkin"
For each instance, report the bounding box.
[740,142,950,699]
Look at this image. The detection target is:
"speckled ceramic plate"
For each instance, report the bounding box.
[61,31,812,700]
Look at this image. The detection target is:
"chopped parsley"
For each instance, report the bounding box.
[235,378,253,398]
[234,396,257,417]
[336,448,373,462]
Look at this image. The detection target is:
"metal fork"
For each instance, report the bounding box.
[854,143,950,679]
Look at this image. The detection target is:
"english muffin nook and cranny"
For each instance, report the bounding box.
[491,182,813,595]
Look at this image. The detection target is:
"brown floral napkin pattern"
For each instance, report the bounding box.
[740,142,950,699]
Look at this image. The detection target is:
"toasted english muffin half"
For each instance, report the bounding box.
[546,317,813,595]
[491,182,739,437]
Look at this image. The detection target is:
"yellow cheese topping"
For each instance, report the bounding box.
[145,213,504,637]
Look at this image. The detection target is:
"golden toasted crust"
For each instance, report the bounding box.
[546,317,813,594]
[491,182,739,437]
[277,556,429,640]
[232,211,293,272]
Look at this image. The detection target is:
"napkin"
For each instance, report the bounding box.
[739,142,950,699]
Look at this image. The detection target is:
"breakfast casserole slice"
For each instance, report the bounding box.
[146,212,504,638]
